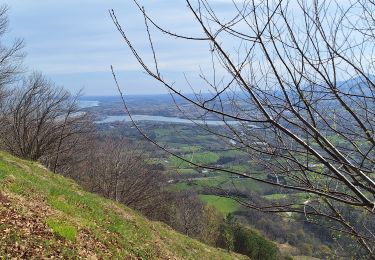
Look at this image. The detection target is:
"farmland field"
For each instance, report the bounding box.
[199,195,240,215]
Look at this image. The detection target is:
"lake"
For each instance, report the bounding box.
[96,115,243,126]
[78,100,100,108]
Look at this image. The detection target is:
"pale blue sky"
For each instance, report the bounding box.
[4,0,236,96]
[5,1,356,96]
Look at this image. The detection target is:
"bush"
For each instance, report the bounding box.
[217,216,279,260]
[300,243,313,256]
[233,225,278,260]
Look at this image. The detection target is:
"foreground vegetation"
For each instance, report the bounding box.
[0,151,247,259]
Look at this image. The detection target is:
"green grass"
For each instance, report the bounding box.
[227,165,250,173]
[180,145,202,153]
[172,182,193,191]
[263,193,288,200]
[170,152,220,168]
[0,151,247,259]
[190,175,273,194]
[200,195,240,216]
[217,150,247,158]
[176,168,199,175]
[171,172,274,197]
[46,219,77,241]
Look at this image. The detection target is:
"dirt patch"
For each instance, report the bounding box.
[76,228,110,258]
[0,195,61,258]
[0,192,116,259]
[0,192,10,204]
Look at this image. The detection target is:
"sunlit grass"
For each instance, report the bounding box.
[200,195,240,216]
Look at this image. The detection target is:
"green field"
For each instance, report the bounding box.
[175,168,199,175]
[191,175,272,194]
[263,193,288,200]
[199,195,240,216]
[170,151,220,168]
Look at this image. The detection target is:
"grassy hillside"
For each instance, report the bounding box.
[0,151,247,259]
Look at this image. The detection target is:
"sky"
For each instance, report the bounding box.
[4,0,237,96]
[4,1,358,96]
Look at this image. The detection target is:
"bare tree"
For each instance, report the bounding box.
[74,137,166,214]
[0,5,24,102]
[0,72,92,172]
[111,0,375,257]
[171,191,205,237]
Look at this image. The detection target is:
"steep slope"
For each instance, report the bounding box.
[0,152,247,259]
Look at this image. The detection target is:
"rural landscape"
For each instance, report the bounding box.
[1,1,375,259]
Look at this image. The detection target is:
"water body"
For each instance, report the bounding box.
[96,115,242,126]
[78,100,100,108]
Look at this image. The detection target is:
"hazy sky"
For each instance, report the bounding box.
[4,1,236,96]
